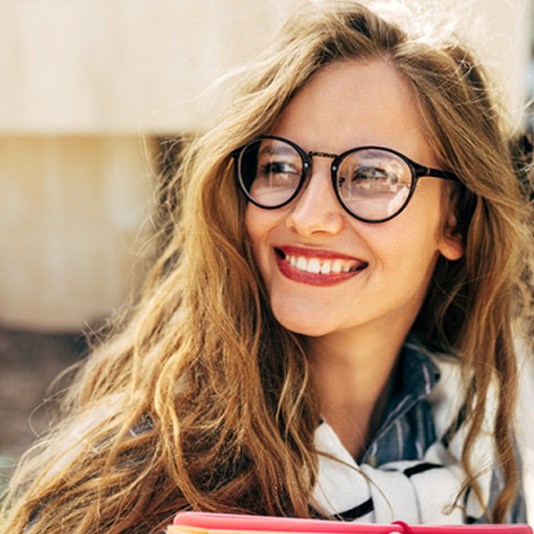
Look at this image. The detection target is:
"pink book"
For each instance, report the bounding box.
[169,512,532,534]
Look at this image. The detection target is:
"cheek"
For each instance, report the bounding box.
[245,203,288,241]
[367,197,446,271]
[244,206,281,292]
[244,205,277,267]
[244,205,263,247]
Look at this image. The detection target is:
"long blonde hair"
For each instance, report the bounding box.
[3,2,532,531]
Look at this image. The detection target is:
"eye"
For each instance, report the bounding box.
[348,163,410,195]
[353,165,398,184]
[256,157,301,188]
[260,160,299,177]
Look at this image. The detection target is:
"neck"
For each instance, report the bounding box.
[307,325,408,460]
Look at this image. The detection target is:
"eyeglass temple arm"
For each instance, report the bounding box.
[418,166,460,183]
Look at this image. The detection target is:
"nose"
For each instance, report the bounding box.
[285,158,345,236]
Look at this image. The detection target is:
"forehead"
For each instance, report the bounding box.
[270,59,436,166]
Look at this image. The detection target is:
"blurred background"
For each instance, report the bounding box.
[0,0,532,519]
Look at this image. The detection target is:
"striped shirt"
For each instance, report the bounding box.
[360,342,439,468]
[313,340,527,524]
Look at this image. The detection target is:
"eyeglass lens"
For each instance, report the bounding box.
[237,137,413,222]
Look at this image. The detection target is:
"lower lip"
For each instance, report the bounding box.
[276,254,365,286]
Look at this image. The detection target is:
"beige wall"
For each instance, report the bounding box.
[0,136,156,328]
[0,1,530,134]
[0,0,294,134]
[0,0,531,330]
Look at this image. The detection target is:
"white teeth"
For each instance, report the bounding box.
[320,262,331,274]
[331,260,343,274]
[307,258,321,274]
[284,254,361,275]
[296,257,307,271]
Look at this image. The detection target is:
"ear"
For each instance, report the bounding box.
[438,185,466,261]
[439,233,464,261]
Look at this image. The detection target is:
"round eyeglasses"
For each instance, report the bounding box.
[232,135,460,223]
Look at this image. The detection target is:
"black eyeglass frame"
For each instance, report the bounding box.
[232,135,460,223]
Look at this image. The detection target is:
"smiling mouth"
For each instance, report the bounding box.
[275,248,368,275]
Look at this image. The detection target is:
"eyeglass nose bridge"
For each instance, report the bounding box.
[300,150,342,200]
[308,150,338,159]
[304,150,340,188]
[294,149,345,211]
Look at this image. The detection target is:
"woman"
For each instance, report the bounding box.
[2,1,532,531]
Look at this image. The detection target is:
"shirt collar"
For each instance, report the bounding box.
[366,337,441,448]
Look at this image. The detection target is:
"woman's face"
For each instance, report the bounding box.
[245,60,463,341]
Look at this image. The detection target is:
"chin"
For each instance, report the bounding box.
[286,325,327,337]
[271,310,331,338]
